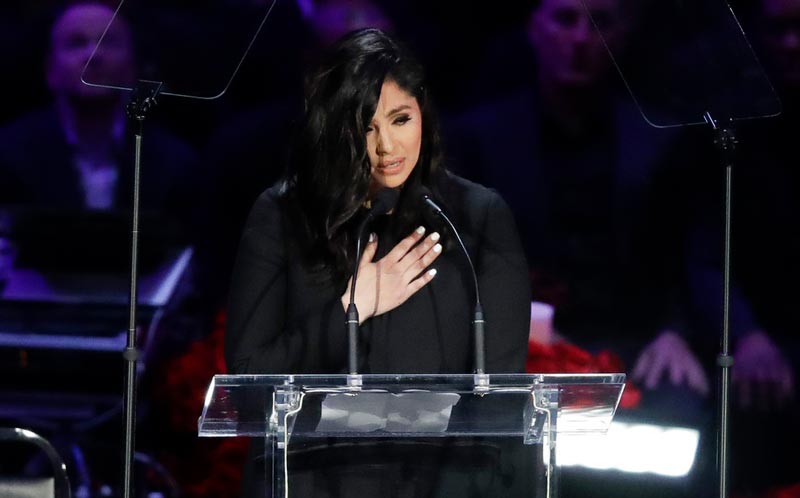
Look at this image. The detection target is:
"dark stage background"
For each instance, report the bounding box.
[0,1,798,497]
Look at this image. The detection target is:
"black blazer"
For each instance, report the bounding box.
[224,173,531,376]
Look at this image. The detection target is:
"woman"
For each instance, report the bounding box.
[225,28,532,497]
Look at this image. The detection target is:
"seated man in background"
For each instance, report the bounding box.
[447,0,710,403]
[0,3,210,493]
[0,1,199,218]
[447,0,794,496]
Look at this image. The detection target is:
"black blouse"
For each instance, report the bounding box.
[224,173,531,376]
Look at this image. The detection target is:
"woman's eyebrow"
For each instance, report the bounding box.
[384,104,412,117]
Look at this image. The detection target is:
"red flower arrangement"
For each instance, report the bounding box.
[525,339,642,409]
[761,483,800,498]
[150,310,248,498]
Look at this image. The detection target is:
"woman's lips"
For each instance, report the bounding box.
[378,158,404,175]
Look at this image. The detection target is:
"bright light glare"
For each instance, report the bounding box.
[556,421,699,477]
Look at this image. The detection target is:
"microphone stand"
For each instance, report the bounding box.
[421,195,487,385]
[438,210,485,375]
[344,188,399,386]
[121,79,162,498]
[346,223,370,377]
[703,111,735,498]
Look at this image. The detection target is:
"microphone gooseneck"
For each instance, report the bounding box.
[346,188,400,375]
[418,188,486,375]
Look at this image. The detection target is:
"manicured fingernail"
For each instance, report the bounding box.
[416,226,426,235]
[430,232,440,242]
[368,232,376,242]
[428,268,437,277]
[433,244,442,253]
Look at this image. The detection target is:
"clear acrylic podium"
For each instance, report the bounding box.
[199,373,625,498]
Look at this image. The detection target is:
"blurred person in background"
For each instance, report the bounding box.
[0,0,210,357]
[447,0,713,407]
[448,0,795,496]
[662,0,798,493]
[0,4,211,493]
[295,0,394,46]
[0,0,198,217]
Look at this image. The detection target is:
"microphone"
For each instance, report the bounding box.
[417,187,486,375]
[346,187,399,375]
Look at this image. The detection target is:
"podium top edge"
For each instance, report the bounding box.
[209,372,626,387]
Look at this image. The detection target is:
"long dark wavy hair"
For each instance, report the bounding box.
[283,28,446,280]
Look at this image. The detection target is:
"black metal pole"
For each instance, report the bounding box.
[121,120,142,498]
[718,162,734,498]
[704,112,735,498]
[122,80,161,498]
